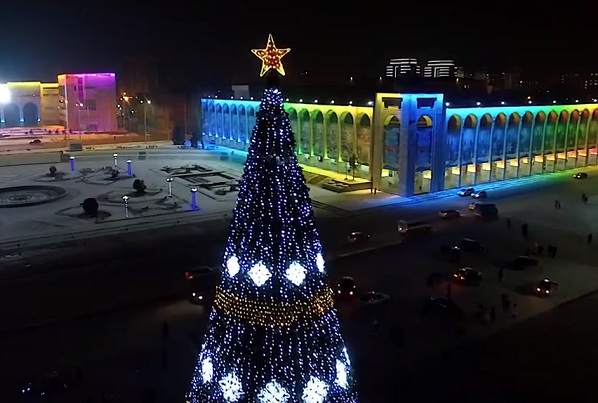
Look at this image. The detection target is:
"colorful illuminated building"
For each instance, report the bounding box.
[201,94,598,196]
[0,72,117,131]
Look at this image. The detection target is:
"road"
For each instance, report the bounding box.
[1,170,598,401]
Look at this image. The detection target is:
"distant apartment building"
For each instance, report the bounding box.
[422,60,458,78]
[385,58,420,78]
[58,73,118,132]
[385,58,459,79]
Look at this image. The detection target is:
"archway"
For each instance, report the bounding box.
[325,111,338,161]
[383,115,400,171]
[22,103,38,127]
[311,111,324,157]
[3,104,20,127]
[355,114,371,166]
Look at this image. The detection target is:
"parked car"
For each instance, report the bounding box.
[574,172,588,179]
[347,231,370,244]
[336,276,358,300]
[535,278,559,296]
[469,202,483,211]
[511,255,539,270]
[398,220,432,234]
[471,190,487,199]
[422,297,464,320]
[460,238,483,252]
[29,139,41,145]
[453,267,483,285]
[438,209,461,219]
[474,203,499,218]
[457,188,475,197]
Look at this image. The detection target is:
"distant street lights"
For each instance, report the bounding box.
[113,153,118,167]
[166,177,173,197]
[122,195,129,218]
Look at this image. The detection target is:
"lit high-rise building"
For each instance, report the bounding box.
[385,58,420,78]
[423,60,458,78]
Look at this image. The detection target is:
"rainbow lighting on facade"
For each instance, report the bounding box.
[0,73,117,131]
[201,95,598,196]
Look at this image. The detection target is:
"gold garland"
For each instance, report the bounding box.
[214,286,335,327]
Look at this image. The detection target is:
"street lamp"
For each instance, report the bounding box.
[122,195,129,218]
[122,94,131,131]
[190,188,198,210]
[166,177,173,197]
[143,99,152,144]
[113,153,118,167]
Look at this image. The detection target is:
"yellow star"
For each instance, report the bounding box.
[251,34,290,77]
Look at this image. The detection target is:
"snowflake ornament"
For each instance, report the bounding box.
[316,253,325,273]
[226,255,240,277]
[258,380,290,403]
[286,262,306,286]
[201,356,213,383]
[219,372,243,402]
[248,262,272,287]
[335,359,348,389]
[301,376,328,403]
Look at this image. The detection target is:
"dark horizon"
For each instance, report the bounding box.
[0,0,594,86]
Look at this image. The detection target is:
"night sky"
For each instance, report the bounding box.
[0,0,593,85]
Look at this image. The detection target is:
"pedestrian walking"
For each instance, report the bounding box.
[498,268,504,282]
[490,306,496,322]
[446,282,452,299]
[162,320,169,340]
[554,199,559,209]
[582,193,587,202]
[553,245,558,258]
[511,303,518,319]
[588,233,593,244]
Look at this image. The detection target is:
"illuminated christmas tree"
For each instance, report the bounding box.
[188,35,358,402]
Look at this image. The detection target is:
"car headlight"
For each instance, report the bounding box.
[536,288,541,292]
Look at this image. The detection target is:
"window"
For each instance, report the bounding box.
[84,99,97,110]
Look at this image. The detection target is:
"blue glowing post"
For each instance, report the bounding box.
[127,160,132,176]
[188,87,358,402]
[113,153,118,167]
[69,156,75,172]
[190,187,197,210]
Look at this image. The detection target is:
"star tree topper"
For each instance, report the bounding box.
[251,34,290,77]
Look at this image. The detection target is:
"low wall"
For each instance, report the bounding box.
[0,151,63,167]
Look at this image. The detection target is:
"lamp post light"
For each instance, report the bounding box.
[126,160,132,176]
[113,153,118,167]
[122,195,129,218]
[69,156,75,172]
[190,187,198,210]
[166,177,173,197]
[143,99,152,144]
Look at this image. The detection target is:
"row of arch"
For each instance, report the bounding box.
[445,109,598,167]
[202,103,374,165]
[1,102,39,126]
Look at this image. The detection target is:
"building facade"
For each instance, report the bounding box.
[58,73,118,132]
[201,94,598,196]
